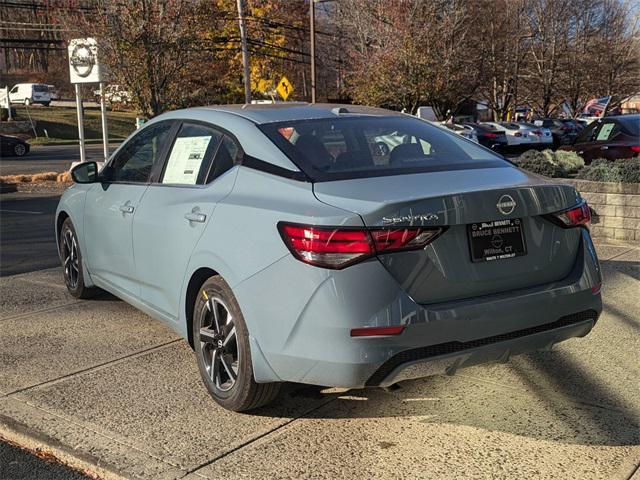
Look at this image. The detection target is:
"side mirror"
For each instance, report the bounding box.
[70,161,98,184]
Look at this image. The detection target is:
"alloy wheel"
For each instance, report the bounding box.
[62,229,79,289]
[199,296,239,392]
[14,143,26,156]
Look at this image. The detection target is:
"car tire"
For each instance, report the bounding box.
[59,218,98,299]
[42,102,50,107]
[13,143,27,156]
[193,276,281,412]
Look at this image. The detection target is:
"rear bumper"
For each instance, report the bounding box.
[368,310,596,387]
[234,229,602,388]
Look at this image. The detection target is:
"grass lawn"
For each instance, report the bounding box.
[13,106,138,145]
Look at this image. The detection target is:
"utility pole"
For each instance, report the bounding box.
[309,0,316,103]
[237,0,251,104]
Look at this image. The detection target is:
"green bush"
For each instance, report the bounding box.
[515,149,570,178]
[554,150,584,173]
[577,158,640,183]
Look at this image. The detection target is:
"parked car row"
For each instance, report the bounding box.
[439,114,639,163]
[0,83,133,106]
[442,121,554,152]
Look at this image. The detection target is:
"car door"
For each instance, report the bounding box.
[83,120,176,297]
[132,122,241,321]
[592,119,626,160]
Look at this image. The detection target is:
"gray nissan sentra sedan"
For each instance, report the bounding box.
[56,104,602,411]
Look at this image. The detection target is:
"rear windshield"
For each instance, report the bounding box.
[33,84,49,92]
[259,116,510,182]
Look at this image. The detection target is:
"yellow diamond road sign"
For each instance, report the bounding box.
[276,76,293,101]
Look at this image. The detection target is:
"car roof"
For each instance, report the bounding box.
[199,103,404,124]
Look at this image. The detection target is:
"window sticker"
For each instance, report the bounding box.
[596,123,615,141]
[162,136,211,184]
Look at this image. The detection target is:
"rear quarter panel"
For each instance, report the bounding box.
[178,166,363,333]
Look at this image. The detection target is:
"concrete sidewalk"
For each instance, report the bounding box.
[0,244,638,479]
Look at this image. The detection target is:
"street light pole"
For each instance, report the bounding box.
[237,0,251,104]
[309,0,316,103]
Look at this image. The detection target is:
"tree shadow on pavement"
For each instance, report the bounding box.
[255,347,639,448]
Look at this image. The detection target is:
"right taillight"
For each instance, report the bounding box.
[545,201,591,228]
[630,146,640,153]
[278,223,446,269]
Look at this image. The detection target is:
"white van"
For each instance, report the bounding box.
[8,83,51,106]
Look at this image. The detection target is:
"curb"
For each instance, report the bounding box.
[0,413,126,480]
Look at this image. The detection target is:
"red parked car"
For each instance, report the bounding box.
[560,115,640,164]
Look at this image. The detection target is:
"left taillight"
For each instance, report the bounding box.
[545,201,591,228]
[278,223,445,269]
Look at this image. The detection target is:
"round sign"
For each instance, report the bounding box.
[69,43,96,78]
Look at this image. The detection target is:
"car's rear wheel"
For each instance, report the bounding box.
[193,276,280,412]
[59,218,97,299]
[13,143,26,156]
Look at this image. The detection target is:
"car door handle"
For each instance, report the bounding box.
[600,146,608,150]
[184,212,206,223]
[119,204,134,214]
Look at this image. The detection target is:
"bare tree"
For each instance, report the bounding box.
[336,0,481,118]
[475,0,528,120]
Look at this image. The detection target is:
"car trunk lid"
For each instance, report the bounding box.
[313,166,583,304]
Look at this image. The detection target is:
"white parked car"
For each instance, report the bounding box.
[6,83,51,106]
[518,122,553,146]
[481,122,552,147]
[441,123,479,143]
[93,84,132,104]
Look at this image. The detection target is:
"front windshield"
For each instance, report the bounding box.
[259,116,510,182]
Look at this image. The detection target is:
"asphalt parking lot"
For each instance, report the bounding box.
[0,192,61,277]
[0,234,638,479]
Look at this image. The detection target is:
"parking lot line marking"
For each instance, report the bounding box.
[0,301,80,323]
[184,396,337,476]
[0,209,44,215]
[4,339,182,398]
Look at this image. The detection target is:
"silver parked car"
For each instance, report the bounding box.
[57,104,602,411]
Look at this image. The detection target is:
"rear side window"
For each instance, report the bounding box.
[111,122,174,183]
[161,123,222,185]
[160,123,240,185]
[595,122,619,141]
[259,116,509,182]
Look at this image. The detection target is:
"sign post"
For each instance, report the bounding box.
[99,82,109,160]
[68,38,105,163]
[2,86,11,120]
[74,84,86,163]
